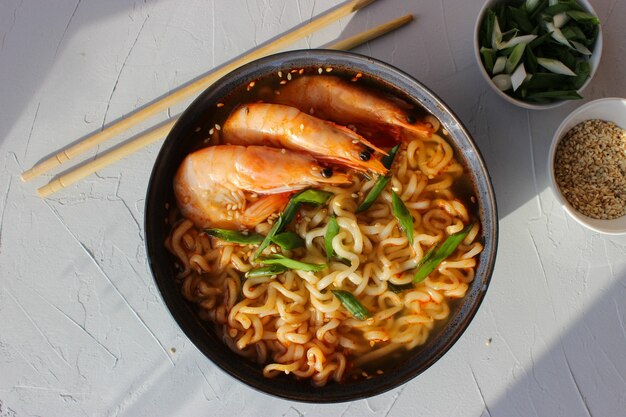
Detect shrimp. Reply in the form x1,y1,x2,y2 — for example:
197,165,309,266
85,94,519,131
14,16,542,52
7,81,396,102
271,75,434,143
222,103,388,175
174,145,350,230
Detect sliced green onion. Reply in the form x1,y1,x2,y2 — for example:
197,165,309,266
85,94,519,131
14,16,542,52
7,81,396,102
498,34,537,50
492,74,512,91
387,282,414,294
324,215,340,262
413,223,474,283
508,6,534,33
511,63,527,91
480,47,495,74
544,3,571,16
491,13,503,49
570,40,591,55
566,10,600,24
258,254,327,272
246,265,289,278
526,90,582,100
331,290,371,320
381,144,401,169
204,228,264,245
571,60,590,89
481,9,496,49
271,232,305,250
525,0,540,13
553,12,570,28
356,144,400,213
545,22,571,47
391,190,414,246
537,57,576,76
356,176,391,213
255,189,333,258
505,42,526,73
493,55,507,74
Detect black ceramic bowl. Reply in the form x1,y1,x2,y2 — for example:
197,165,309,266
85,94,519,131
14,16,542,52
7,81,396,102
145,49,498,402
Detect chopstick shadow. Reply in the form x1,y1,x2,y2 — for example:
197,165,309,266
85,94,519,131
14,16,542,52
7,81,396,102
481,267,626,416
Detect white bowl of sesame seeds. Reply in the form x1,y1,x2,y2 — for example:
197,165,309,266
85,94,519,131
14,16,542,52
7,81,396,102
548,98,626,234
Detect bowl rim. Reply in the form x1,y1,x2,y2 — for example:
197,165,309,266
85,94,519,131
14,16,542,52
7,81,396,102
547,97,626,235
144,49,499,402
472,0,603,110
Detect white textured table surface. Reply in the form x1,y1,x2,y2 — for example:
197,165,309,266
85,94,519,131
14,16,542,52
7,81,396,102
1,0,626,416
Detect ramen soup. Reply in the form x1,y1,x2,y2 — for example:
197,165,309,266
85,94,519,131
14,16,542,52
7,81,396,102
166,69,483,386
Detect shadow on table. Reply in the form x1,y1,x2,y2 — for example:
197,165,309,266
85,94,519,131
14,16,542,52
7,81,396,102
484,268,626,416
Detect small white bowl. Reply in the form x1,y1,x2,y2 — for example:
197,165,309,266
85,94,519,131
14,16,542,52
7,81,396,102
548,98,626,234
473,0,603,110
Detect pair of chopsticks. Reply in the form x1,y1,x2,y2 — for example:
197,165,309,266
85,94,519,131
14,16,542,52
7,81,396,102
23,0,413,197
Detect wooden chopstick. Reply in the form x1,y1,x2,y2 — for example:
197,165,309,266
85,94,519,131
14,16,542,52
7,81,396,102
36,13,414,198
21,0,376,183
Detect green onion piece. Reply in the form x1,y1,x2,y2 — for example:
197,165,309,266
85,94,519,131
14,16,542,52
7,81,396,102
258,254,327,272
356,176,390,213
480,47,496,74
381,144,401,169
246,265,289,278
356,144,400,213
505,42,526,73
413,223,474,283
255,189,333,258
331,290,371,320
391,190,414,246
508,6,533,33
387,282,414,294
525,0,540,13
204,228,264,245
571,60,590,89
529,0,548,20
526,90,582,100
536,57,576,76
271,232,305,250
560,25,586,41
566,10,600,24
544,3,571,16
481,9,496,49
528,31,552,48
413,246,436,283
324,215,340,262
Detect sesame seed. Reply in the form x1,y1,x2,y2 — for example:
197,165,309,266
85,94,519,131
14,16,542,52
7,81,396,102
309,107,315,115
215,124,221,131
217,103,224,108
325,67,333,72
194,126,202,132
318,68,323,74
356,73,363,78
287,73,292,81
299,68,304,74
209,128,214,135
280,80,287,85
351,77,358,82
554,119,626,219
281,148,286,154
300,123,304,131
278,71,282,78
274,90,280,95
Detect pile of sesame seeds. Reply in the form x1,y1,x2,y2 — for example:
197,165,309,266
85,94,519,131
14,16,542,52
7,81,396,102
554,119,626,220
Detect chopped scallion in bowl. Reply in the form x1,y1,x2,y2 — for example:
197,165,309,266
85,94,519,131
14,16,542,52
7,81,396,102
474,0,602,109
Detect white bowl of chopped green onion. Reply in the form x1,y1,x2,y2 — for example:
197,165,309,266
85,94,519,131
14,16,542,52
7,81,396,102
474,0,603,109
548,98,626,234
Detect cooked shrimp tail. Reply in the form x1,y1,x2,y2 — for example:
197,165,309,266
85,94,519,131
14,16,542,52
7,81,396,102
222,103,388,175
272,76,435,142
174,145,350,229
